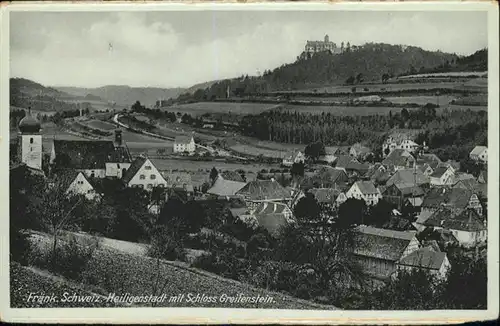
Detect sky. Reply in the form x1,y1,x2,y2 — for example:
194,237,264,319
10,10,488,89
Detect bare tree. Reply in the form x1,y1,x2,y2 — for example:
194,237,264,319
35,180,84,265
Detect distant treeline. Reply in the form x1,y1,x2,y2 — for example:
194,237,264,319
239,106,487,161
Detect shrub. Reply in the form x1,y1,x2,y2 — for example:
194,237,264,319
29,235,101,281
10,229,32,265
191,251,248,281
147,226,186,262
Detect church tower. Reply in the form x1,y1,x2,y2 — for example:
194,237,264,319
17,108,42,170
324,34,330,43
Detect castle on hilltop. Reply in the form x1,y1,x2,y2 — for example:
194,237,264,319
301,35,353,59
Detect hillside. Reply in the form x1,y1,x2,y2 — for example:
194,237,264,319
177,43,487,101
10,78,99,112
56,85,186,107
10,78,74,99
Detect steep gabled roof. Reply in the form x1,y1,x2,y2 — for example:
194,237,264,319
335,155,358,168
470,146,487,156
353,226,416,261
353,181,379,195
52,139,131,170
308,188,342,204
350,143,372,155
324,146,339,155
121,156,148,184
382,149,414,167
397,248,446,270
430,166,451,178
207,175,246,197
220,170,245,182
386,168,429,187
422,188,474,211
425,207,486,232
174,135,194,144
236,180,291,201
54,169,81,191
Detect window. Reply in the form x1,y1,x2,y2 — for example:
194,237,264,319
30,138,34,144
145,166,152,170
150,174,156,180
140,174,145,180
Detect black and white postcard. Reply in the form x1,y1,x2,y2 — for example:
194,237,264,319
0,1,498,324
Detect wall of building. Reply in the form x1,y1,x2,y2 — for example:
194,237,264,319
19,134,43,170
173,140,195,153
66,173,98,201
127,159,167,190
105,162,131,178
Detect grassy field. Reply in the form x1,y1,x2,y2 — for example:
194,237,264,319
230,144,288,159
168,102,279,116
384,95,457,105
283,79,487,95
26,232,334,309
280,105,403,116
397,72,487,79
83,119,117,131
151,158,278,173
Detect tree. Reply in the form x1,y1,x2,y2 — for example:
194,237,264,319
367,200,393,227
35,181,85,266
290,162,305,178
337,198,367,227
304,142,325,162
293,193,321,223
131,101,143,112
345,76,355,85
355,73,364,84
209,167,219,185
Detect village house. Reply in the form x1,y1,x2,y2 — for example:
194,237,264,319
365,163,392,186
207,175,247,199
235,179,292,210
346,180,382,205
395,247,451,280
122,156,167,190
353,226,420,281
219,170,246,182
382,149,416,171
173,135,196,154
50,136,132,179
469,145,487,163
421,187,483,216
252,202,295,235
385,168,429,188
416,153,442,176
163,172,195,193
308,188,347,208
282,151,306,167
453,178,487,201
335,155,359,170
349,143,372,160
302,166,349,189
319,146,340,164
345,161,371,178
429,165,455,187
55,170,100,201
382,183,425,211
478,169,487,184
422,207,487,248
382,136,419,157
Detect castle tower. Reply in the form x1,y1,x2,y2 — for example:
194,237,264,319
324,34,329,43
18,107,42,170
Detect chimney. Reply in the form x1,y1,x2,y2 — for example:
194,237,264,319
114,129,122,146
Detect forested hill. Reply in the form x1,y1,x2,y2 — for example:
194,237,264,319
265,43,456,88
178,44,486,101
